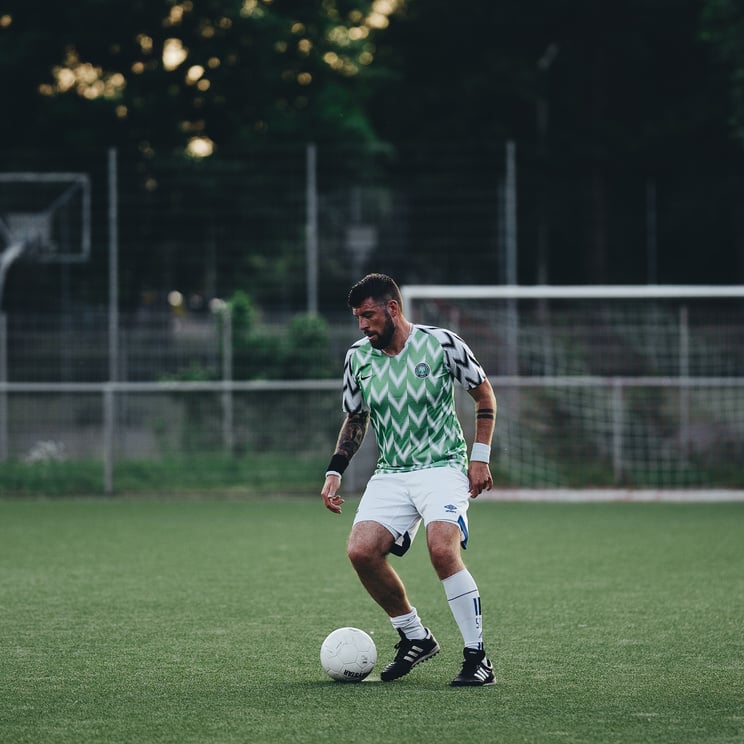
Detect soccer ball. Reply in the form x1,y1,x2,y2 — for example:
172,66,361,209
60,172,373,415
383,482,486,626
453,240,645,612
320,627,377,682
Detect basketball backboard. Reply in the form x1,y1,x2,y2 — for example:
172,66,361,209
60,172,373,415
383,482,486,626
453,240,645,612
0,172,91,262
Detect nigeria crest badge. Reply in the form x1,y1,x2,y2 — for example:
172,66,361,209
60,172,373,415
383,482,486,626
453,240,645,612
414,362,431,378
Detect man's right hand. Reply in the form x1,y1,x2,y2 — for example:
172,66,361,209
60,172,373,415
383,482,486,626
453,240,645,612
321,475,344,514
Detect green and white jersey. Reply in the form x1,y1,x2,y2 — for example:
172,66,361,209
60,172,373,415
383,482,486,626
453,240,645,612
342,324,487,474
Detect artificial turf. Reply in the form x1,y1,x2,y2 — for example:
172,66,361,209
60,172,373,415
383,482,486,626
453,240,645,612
0,497,742,743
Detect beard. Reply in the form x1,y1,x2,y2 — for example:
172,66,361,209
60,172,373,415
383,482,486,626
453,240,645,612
367,311,395,350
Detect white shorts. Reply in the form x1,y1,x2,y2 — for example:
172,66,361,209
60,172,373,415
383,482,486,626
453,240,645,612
352,466,471,556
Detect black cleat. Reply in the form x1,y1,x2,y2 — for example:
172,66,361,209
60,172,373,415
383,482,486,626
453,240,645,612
380,628,440,681
450,647,496,687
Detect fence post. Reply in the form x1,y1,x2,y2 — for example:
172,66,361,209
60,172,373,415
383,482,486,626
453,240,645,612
306,143,318,314
612,379,624,483
108,148,119,385
0,313,6,461
504,141,520,421
679,305,690,459
103,384,114,496
221,306,234,453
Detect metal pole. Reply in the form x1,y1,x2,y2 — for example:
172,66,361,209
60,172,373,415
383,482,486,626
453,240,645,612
535,43,558,289
646,178,658,284
108,148,119,383
612,379,624,483
103,384,114,496
222,307,234,453
107,148,119,494
505,141,518,288
306,143,318,314
679,305,690,459
0,241,26,463
504,141,520,419
0,313,7,461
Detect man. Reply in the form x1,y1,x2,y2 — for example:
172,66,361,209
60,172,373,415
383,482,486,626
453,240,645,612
321,273,497,687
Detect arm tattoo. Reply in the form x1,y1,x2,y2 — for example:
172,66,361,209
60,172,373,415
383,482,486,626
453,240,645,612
335,411,369,461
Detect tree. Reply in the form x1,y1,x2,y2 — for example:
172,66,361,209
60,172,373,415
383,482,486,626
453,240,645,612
0,0,394,157
686,0,744,279
1,0,742,291
282,313,334,379
702,0,744,146
368,0,742,284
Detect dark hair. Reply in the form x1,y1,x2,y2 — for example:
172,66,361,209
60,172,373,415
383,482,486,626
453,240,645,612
347,273,403,309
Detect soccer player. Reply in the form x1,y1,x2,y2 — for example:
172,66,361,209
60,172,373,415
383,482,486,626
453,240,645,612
321,273,497,687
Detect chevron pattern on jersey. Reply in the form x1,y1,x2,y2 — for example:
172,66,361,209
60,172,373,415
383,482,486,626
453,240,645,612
341,325,487,473
420,325,488,389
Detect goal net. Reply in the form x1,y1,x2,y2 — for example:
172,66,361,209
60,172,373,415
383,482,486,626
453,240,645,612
403,285,744,489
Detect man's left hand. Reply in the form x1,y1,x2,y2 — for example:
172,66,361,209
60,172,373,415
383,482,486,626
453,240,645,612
467,462,493,497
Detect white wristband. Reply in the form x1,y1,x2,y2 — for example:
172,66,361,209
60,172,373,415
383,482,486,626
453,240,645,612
325,470,342,479
470,443,491,463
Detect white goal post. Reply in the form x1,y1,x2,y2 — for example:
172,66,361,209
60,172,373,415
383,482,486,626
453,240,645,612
402,284,744,301
402,284,744,494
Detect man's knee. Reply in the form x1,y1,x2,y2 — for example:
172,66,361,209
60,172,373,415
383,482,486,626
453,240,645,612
346,540,372,569
426,522,465,577
347,521,393,569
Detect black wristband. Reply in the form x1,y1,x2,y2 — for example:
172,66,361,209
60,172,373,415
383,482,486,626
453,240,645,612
326,453,349,476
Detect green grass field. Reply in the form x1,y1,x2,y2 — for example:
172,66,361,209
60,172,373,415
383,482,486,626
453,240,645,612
1,497,742,744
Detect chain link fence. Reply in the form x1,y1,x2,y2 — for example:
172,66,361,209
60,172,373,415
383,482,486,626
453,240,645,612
1,143,743,494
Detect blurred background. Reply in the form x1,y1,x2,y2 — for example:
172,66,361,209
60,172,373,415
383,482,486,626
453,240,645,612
1,0,743,494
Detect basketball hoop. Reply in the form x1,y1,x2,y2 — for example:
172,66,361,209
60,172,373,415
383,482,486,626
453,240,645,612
5,212,54,256
0,172,91,262
0,172,92,310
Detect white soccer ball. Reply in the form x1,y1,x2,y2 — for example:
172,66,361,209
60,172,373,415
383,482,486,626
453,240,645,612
320,627,377,682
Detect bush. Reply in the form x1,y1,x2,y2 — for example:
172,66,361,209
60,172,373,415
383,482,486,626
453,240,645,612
229,291,334,379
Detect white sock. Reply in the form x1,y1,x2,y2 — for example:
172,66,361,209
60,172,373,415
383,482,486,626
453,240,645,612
390,607,427,640
442,569,483,649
